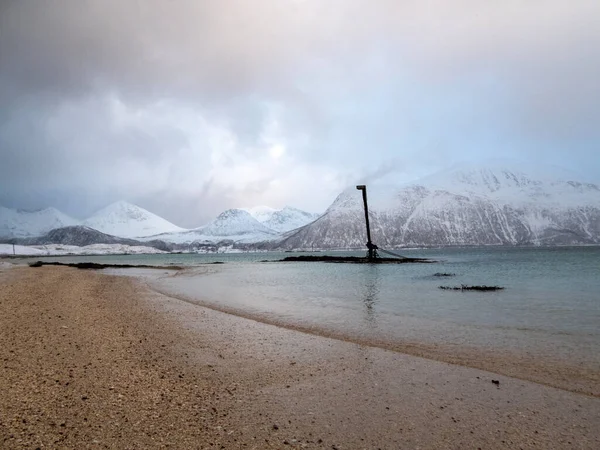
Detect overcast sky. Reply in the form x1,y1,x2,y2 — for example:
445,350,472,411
1,0,599,227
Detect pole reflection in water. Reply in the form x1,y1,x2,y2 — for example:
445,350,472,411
362,264,381,327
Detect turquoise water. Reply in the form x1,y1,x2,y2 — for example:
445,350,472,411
32,247,600,370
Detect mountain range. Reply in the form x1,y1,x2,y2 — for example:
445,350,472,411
0,201,320,245
1,162,599,250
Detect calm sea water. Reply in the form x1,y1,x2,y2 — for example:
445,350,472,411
33,247,600,370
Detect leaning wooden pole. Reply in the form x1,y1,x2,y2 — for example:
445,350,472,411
356,185,378,260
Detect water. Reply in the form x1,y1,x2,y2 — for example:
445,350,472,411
30,247,600,387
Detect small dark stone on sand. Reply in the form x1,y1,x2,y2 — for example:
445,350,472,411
273,424,279,430
492,380,500,386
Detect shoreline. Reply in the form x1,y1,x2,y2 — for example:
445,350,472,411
1,266,599,448
146,268,600,399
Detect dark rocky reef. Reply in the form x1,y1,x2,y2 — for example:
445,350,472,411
277,255,435,264
439,284,504,291
29,261,183,270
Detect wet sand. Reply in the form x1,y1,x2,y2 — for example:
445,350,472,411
148,267,600,398
1,265,599,449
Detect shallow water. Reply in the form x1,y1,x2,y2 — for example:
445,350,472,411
30,247,600,377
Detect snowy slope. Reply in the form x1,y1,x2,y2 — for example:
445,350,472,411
0,243,164,256
199,209,275,236
33,243,165,255
0,206,79,238
262,207,320,233
150,209,279,244
83,201,185,238
278,163,600,249
415,163,599,208
0,244,46,255
241,206,278,223
242,205,320,233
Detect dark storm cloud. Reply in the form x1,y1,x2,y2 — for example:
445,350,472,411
1,1,599,226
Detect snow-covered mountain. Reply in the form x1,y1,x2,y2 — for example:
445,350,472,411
262,207,320,233
242,205,320,233
242,206,279,223
5,164,597,250
0,199,318,245
277,163,600,249
148,206,319,245
197,209,277,238
0,206,79,238
151,209,279,244
83,201,185,238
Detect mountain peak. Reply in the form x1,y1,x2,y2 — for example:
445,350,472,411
0,205,79,239
238,204,320,233
240,205,278,223
84,201,185,238
195,208,276,238
93,200,146,215
216,208,255,221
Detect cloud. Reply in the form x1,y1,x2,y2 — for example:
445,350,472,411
1,0,599,225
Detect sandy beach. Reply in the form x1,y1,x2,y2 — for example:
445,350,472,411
1,265,599,449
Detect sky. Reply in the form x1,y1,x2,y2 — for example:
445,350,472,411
1,0,599,227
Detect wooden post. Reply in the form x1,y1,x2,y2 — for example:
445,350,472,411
356,185,377,260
